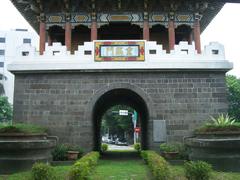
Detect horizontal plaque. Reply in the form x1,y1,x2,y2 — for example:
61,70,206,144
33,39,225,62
95,41,145,61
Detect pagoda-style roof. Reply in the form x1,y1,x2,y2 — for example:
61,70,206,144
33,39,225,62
10,0,240,33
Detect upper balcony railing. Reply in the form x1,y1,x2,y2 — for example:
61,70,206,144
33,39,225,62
16,40,226,61
8,40,232,72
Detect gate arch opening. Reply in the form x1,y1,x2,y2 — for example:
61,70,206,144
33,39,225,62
92,88,149,151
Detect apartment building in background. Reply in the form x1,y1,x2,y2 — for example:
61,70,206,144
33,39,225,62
0,29,37,104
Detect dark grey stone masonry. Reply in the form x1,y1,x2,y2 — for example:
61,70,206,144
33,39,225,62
13,70,228,151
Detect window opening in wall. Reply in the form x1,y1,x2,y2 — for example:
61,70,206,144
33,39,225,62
149,50,157,54
0,62,4,67
23,38,31,44
84,50,92,55
0,50,5,56
0,38,5,43
181,49,188,55
22,51,29,56
53,51,60,55
212,50,219,55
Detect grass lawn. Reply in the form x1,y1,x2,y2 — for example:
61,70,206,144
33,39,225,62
0,165,71,180
2,160,240,180
89,159,152,180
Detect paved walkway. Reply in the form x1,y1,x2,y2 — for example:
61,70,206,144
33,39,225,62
108,144,134,151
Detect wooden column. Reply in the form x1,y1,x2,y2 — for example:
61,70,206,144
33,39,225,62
39,19,46,55
194,14,201,54
91,21,98,41
143,12,149,41
168,20,175,51
188,30,193,45
65,22,72,51
143,20,150,41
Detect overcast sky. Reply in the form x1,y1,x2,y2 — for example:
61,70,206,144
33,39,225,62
0,0,239,77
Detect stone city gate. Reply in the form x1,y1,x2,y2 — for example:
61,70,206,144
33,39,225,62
10,40,231,151
9,0,235,151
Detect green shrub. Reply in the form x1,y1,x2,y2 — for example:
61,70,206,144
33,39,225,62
66,144,84,159
52,144,84,161
141,150,148,163
210,114,235,125
160,142,188,159
31,162,56,180
195,114,240,133
68,151,100,180
134,143,141,152
69,161,90,180
160,143,179,152
141,150,170,180
0,96,12,122
0,123,47,134
184,161,213,180
52,144,69,161
101,143,108,152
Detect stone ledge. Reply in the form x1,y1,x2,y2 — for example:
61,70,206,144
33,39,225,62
8,60,233,73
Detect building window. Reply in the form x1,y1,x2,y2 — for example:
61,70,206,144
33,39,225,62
0,38,5,43
23,38,31,44
0,62,4,67
22,51,29,56
0,50,5,56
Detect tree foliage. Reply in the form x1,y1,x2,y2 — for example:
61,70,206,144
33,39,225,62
226,75,240,120
101,105,136,140
0,96,13,122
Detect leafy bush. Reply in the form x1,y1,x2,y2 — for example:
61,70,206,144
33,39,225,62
210,114,235,125
68,151,100,180
226,75,240,120
66,144,84,159
195,114,240,133
52,144,69,161
52,144,84,161
184,161,213,180
134,143,141,152
160,142,188,159
101,143,108,152
0,123,47,134
0,96,12,122
141,150,170,180
160,143,179,152
31,162,56,180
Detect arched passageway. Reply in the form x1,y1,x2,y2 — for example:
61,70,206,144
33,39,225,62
92,88,149,151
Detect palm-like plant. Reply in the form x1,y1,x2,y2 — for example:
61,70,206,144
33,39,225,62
210,114,236,126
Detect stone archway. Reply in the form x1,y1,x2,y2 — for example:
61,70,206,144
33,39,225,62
91,88,150,151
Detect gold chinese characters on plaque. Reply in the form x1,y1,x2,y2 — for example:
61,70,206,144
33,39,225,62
95,41,145,61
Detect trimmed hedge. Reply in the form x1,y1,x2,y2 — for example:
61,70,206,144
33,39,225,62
101,143,108,152
31,162,56,180
68,151,100,180
134,143,141,153
184,161,213,180
141,150,170,180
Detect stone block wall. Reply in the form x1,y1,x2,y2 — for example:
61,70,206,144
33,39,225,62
13,70,228,151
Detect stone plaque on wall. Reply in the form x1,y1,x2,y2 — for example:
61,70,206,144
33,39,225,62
153,120,166,142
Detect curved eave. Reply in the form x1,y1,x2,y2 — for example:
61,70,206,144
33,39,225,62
10,0,39,33
200,2,225,33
